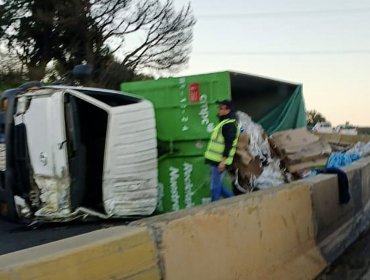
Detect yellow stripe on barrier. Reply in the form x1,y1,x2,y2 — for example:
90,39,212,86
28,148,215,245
0,226,160,280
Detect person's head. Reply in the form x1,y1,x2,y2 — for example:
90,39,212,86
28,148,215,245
216,99,234,117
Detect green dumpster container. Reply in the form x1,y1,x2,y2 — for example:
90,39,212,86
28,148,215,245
156,155,211,213
121,71,306,213
156,155,234,213
121,71,306,138
123,72,229,143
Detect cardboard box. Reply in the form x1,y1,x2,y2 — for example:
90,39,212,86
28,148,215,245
270,128,319,152
287,157,328,173
270,128,331,174
284,140,331,164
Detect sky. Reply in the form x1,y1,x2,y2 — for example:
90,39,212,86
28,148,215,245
173,0,370,127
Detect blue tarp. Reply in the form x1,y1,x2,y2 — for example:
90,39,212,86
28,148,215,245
326,152,360,169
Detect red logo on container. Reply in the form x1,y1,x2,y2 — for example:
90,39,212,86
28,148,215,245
189,83,200,103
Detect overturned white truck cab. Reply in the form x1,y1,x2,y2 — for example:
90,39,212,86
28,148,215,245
0,85,158,222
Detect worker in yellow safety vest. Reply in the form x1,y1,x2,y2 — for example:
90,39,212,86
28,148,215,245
205,99,240,201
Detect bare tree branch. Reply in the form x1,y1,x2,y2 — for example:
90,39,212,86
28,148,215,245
0,0,195,82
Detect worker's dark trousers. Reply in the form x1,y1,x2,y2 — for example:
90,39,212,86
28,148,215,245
210,165,233,201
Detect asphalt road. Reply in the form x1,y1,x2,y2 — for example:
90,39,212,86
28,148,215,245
0,218,129,255
317,226,370,280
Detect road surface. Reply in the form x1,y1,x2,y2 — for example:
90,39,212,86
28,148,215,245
0,218,128,255
317,226,370,280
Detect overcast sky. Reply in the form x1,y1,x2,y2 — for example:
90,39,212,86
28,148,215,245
173,0,370,126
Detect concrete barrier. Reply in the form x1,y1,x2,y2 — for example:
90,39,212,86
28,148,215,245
1,157,370,280
132,183,327,280
130,156,370,280
0,226,161,280
304,157,370,264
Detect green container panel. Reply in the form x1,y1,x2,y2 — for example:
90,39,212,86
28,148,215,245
121,72,230,142
156,156,212,213
158,139,208,158
121,71,306,143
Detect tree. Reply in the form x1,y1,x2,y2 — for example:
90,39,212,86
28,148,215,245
0,49,25,90
306,110,328,128
0,0,195,86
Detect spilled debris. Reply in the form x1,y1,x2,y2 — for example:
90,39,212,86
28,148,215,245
230,111,370,195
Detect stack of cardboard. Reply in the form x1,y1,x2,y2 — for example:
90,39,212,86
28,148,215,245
270,128,331,174
315,132,370,152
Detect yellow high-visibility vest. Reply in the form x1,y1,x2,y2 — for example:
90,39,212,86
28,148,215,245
204,119,240,165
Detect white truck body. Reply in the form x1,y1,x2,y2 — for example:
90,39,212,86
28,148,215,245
9,86,158,221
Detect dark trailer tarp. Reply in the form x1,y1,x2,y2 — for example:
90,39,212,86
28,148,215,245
229,71,306,134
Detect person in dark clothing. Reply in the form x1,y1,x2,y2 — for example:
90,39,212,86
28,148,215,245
204,100,240,201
